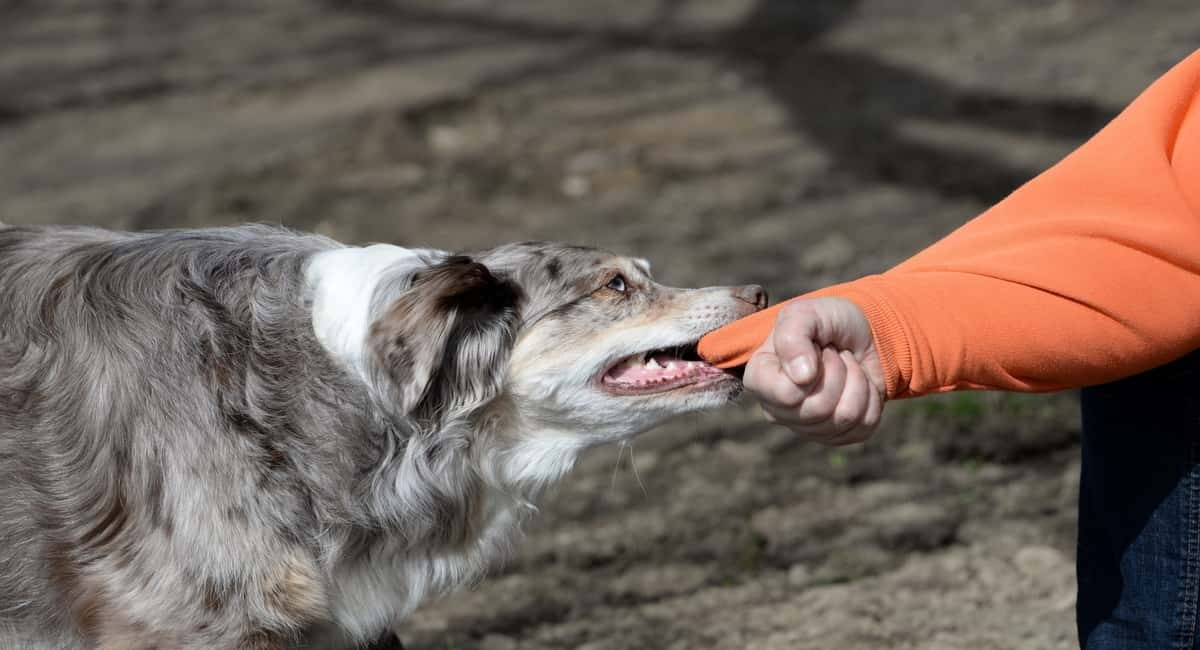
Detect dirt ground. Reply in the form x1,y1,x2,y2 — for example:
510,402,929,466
3,2,1199,648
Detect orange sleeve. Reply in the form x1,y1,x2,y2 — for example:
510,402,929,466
698,49,1200,399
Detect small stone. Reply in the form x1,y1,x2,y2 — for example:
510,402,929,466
815,544,895,583
787,563,812,587
566,149,616,174
1013,545,1067,578
428,126,464,154
868,502,961,552
561,175,591,198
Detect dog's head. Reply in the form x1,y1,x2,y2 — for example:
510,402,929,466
365,242,765,452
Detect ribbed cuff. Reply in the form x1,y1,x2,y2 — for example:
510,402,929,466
815,276,914,399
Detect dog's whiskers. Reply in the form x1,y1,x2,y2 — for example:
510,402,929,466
609,443,623,494
608,441,649,497
627,442,648,497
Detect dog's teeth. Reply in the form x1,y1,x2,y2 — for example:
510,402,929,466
666,361,679,369
646,357,662,369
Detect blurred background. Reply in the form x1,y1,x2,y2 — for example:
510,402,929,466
3,1,1198,648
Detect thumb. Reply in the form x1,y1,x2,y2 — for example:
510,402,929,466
770,301,822,385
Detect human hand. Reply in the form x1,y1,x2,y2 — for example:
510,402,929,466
743,298,887,445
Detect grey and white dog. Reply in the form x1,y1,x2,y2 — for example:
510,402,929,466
0,224,765,649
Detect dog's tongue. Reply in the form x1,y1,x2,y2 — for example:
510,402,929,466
604,353,720,385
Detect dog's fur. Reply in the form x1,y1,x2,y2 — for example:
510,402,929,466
0,224,764,649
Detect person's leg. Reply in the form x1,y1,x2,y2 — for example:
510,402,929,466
1077,349,1200,649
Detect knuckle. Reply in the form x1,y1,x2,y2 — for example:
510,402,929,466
780,300,814,320
832,399,868,431
774,333,809,358
832,411,860,433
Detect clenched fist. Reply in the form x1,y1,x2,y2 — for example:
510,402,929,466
744,298,887,445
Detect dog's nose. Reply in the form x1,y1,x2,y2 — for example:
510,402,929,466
733,284,768,310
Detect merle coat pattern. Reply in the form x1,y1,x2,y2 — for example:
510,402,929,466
0,225,763,649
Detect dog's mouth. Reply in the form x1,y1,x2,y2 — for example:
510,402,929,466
600,342,731,395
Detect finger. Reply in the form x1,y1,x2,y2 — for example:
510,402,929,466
827,357,885,446
793,348,847,428
771,302,821,385
831,350,870,432
744,348,807,408
760,348,847,433
862,371,885,430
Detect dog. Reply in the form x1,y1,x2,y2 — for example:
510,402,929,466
0,224,766,649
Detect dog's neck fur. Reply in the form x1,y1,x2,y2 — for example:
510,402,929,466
304,243,591,634
303,244,607,639
306,243,587,497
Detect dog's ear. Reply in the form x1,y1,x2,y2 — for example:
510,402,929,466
369,255,522,420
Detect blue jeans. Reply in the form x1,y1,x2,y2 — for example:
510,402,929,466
1078,349,1200,648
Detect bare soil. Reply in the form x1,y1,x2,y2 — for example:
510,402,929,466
4,2,1198,648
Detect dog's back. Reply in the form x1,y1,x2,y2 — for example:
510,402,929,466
0,225,361,648
0,226,139,646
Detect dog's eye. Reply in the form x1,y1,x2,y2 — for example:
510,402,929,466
605,274,628,293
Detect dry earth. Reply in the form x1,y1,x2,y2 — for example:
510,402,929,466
3,2,1198,648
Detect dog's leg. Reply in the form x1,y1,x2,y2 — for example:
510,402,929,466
296,625,405,650
362,632,406,650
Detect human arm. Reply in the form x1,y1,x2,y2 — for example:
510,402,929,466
701,49,1200,404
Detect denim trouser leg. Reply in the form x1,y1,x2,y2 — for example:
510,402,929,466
1078,350,1200,649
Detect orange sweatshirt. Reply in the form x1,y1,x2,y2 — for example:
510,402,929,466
697,49,1200,400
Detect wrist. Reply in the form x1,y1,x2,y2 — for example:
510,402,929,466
808,277,910,399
